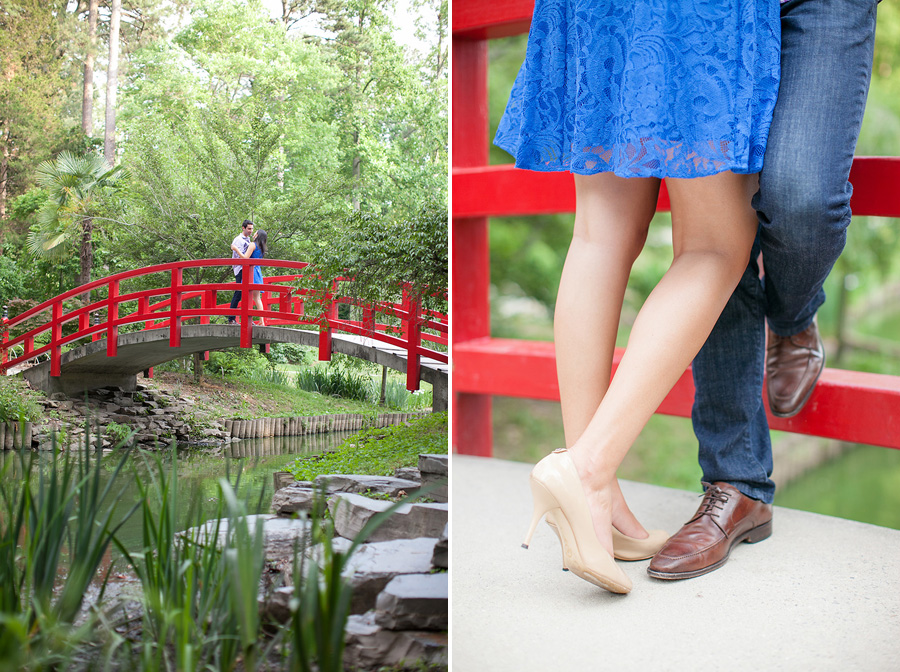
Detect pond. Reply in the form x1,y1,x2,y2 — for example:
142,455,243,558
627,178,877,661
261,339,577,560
0,431,356,555
775,443,900,530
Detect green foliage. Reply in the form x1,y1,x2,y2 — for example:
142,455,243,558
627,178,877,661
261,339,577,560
0,0,69,199
287,412,447,481
296,365,376,402
301,203,448,316
115,102,347,287
318,0,447,218
0,256,25,308
8,188,48,223
382,378,433,411
205,349,271,378
872,0,900,99
0,377,43,424
28,152,126,261
269,343,316,366
105,421,133,445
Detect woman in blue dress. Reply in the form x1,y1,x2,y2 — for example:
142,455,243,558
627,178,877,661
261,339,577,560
237,229,268,325
500,0,781,593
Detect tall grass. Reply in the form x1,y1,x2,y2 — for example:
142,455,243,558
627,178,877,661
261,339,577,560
382,378,432,411
112,452,273,671
295,366,375,402
247,365,296,387
0,437,137,670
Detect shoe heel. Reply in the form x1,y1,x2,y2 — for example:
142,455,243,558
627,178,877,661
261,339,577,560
544,511,569,570
744,519,773,544
522,476,560,549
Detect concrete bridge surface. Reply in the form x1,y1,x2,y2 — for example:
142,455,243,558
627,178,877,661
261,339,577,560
22,324,448,411
451,455,900,671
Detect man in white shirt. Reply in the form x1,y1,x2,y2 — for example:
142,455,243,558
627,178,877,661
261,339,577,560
227,219,254,324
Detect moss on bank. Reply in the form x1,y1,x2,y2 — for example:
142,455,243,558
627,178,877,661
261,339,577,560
286,412,448,481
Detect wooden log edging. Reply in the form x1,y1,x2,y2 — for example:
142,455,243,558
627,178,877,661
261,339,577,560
222,411,429,440
0,422,34,450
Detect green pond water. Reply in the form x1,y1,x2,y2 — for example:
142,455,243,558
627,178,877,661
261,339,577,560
0,431,354,553
775,443,900,530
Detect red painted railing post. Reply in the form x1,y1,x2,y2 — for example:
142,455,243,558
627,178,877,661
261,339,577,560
452,33,494,456
318,280,337,361
51,299,62,377
362,306,375,335
170,268,183,348
1,309,8,374
138,296,153,330
106,280,119,357
400,290,410,341
406,294,421,392
240,262,252,348
201,288,216,325
279,286,291,318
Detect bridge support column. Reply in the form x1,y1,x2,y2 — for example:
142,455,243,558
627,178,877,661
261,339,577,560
432,374,448,413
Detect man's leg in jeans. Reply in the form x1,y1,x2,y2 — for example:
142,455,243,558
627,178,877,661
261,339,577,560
696,0,876,502
649,0,877,580
228,270,243,322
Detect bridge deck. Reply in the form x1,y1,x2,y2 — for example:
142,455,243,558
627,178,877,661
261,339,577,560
451,455,900,671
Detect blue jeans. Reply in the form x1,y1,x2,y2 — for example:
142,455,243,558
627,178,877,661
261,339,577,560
691,0,878,504
229,270,243,314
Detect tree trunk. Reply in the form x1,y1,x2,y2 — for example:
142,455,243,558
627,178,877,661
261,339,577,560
79,216,93,301
81,0,99,136
352,131,361,211
0,118,8,224
380,365,388,405
104,0,122,165
193,352,203,383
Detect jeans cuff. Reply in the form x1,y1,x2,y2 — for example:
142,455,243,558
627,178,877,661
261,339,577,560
766,314,816,339
720,480,775,505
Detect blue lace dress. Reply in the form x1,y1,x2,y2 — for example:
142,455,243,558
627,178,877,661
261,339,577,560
494,0,781,179
250,246,264,286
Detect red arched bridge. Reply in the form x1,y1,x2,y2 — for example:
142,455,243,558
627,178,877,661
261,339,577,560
1,259,448,410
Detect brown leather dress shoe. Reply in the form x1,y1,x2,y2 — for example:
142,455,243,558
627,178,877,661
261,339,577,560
765,320,825,418
647,482,772,580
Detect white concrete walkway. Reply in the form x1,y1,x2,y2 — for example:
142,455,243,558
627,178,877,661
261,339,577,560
451,455,900,671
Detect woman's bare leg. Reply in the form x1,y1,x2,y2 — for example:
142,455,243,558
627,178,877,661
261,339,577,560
567,171,759,556
555,173,660,539
252,291,265,325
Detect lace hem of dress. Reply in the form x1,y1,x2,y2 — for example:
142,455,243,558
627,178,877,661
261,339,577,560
497,134,767,179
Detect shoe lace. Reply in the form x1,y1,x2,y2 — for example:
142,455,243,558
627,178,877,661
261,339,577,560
696,482,730,520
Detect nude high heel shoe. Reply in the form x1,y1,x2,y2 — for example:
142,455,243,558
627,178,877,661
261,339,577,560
522,448,632,594
545,511,668,564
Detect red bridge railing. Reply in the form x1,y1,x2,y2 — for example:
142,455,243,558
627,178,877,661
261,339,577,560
452,0,900,455
1,259,447,392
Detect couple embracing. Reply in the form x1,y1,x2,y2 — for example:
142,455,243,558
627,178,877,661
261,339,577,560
228,219,269,327
496,0,878,592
